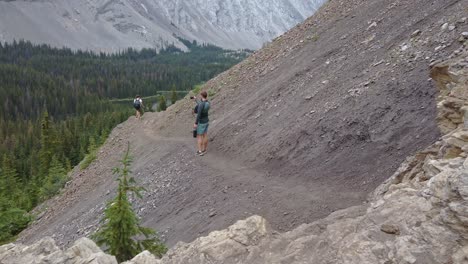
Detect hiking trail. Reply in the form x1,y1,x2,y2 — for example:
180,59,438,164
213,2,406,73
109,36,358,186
19,114,363,247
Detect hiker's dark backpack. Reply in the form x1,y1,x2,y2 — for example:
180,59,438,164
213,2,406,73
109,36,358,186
133,99,141,109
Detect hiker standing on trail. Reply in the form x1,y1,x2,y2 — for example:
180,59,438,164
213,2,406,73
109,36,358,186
194,91,210,156
133,95,144,120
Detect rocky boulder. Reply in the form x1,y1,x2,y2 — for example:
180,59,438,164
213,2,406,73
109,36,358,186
0,237,117,264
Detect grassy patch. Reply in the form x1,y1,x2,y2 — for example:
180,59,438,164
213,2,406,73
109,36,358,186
80,150,97,170
208,89,216,97
192,83,205,95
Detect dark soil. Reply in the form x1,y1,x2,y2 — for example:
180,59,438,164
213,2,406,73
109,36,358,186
19,0,468,249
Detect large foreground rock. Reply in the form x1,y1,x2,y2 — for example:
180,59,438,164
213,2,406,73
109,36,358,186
0,237,117,264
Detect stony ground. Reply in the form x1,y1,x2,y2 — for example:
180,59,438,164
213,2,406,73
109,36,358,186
18,0,468,255
18,113,361,248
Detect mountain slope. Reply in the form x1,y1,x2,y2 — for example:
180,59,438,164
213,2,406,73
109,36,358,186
0,0,325,52
17,0,468,256
144,46,468,264
5,47,468,263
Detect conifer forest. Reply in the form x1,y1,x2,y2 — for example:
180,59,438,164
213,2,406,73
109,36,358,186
0,39,248,242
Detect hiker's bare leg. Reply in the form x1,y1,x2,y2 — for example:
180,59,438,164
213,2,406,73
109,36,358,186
202,133,208,152
197,135,203,152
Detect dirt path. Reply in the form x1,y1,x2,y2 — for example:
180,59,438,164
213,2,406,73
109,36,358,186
18,115,366,247
130,120,365,245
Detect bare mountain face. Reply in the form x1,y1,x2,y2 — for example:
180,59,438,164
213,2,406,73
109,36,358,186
0,0,325,52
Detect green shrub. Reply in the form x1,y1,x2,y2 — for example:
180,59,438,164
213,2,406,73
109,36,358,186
192,83,204,95
157,95,167,112
80,150,97,170
208,89,216,97
81,138,98,170
39,156,69,200
0,199,31,244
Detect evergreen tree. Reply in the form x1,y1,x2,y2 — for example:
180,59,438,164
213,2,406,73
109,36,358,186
0,155,31,243
157,95,167,112
0,154,24,206
93,144,166,262
0,155,17,196
0,201,30,243
170,86,178,105
38,111,52,179
39,156,68,200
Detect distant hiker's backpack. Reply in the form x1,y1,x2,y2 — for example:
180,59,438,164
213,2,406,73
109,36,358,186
133,99,141,109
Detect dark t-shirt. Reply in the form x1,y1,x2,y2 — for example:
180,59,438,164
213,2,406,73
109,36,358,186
195,100,210,124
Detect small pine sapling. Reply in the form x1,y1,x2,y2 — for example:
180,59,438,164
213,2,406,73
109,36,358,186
92,143,167,262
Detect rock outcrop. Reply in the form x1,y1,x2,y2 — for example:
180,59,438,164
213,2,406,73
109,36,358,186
0,237,116,264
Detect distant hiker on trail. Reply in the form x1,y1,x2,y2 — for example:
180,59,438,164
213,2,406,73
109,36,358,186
194,91,210,156
133,95,144,120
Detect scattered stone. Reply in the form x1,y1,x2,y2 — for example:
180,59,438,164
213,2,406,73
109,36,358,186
441,23,449,31
123,250,159,264
372,60,384,67
411,30,421,37
380,223,400,235
367,21,377,30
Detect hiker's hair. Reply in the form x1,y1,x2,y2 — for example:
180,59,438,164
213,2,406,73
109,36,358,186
136,95,140,98
201,91,208,99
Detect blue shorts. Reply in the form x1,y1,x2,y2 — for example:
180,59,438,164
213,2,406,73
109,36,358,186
197,123,209,135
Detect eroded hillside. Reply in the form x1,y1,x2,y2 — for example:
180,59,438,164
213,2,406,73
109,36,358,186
143,39,468,264
15,0,468,259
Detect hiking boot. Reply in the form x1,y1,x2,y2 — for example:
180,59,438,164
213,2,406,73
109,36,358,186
198,151,205,156
196,151,203,155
